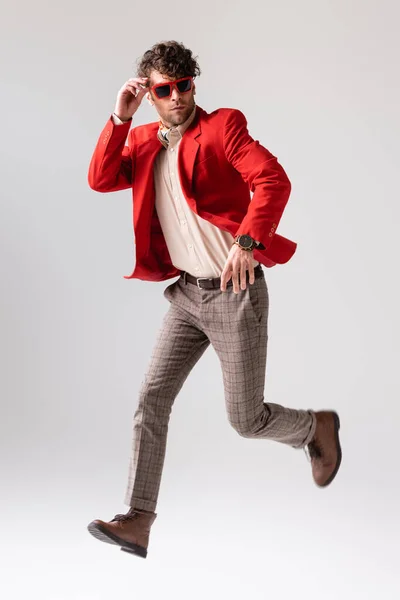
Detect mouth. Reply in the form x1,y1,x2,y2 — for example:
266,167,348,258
172,106,184,111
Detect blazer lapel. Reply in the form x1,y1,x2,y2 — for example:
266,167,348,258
133,129,162,256
178,105,203,211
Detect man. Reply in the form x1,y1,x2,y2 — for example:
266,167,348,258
86,41,341,559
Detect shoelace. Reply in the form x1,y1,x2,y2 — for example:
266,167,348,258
309,440,323,459
111,512,138,523
304,440,323,463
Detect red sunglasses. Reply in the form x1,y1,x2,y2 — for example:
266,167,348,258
149,76,193,99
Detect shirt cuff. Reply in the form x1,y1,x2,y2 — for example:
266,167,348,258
112,113,131,125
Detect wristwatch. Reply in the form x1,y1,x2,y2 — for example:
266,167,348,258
233,234,260,251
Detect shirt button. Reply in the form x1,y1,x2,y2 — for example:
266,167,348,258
188,244,193,249
181,220,187,225
170,148,174,152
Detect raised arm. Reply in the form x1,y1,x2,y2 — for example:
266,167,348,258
87,76,149,193
88,117,134,192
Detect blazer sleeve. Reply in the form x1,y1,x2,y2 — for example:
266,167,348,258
88,115,134,193
222,109,292,251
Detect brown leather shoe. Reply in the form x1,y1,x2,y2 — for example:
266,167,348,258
306,411,342,487
87,508,157,558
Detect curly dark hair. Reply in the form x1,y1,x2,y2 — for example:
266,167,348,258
135,40,201,81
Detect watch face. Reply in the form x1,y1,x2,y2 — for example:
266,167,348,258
238,234,253,248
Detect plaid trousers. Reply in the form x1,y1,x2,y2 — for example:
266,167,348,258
125,267,316,512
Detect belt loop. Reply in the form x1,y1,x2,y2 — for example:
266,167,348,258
183,271,187,285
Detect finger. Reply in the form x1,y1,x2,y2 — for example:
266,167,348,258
248,260,255,285
125,83,145,97
240,260,247,290
124,84,138,96
136,85,148,97
135,80,149,91
232,264,240,294
220,268,231,292
120,80,140,94
127,77,149,85
127,81,144,92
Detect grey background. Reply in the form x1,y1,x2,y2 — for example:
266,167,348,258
1,0,399,598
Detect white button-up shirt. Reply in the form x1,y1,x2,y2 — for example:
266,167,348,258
113,106,259,278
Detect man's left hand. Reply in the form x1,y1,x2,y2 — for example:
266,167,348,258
220,243,255,293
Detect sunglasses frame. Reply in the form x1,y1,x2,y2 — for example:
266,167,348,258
149,76,194,99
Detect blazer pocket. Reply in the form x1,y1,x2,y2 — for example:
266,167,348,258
195,152,218,167
246,278,269,326
163,281,177,302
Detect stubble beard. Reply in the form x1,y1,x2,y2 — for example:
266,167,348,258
163,99,195,128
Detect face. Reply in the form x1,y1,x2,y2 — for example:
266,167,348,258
146,70,196,128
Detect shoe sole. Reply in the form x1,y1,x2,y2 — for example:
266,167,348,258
320,411,342,487
87,521,147,558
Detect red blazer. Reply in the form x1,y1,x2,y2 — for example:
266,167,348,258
88,104,297,281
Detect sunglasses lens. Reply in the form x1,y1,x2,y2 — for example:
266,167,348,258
177,79,192,93
154,78,192,98
155,84,171,98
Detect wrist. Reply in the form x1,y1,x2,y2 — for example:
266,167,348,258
113,112,132,123
233,234,260,251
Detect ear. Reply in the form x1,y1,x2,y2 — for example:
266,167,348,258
146,92,154,106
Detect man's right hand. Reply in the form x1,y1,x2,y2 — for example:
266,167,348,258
113,77,149,121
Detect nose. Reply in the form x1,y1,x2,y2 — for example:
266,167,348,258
171,85,181,101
